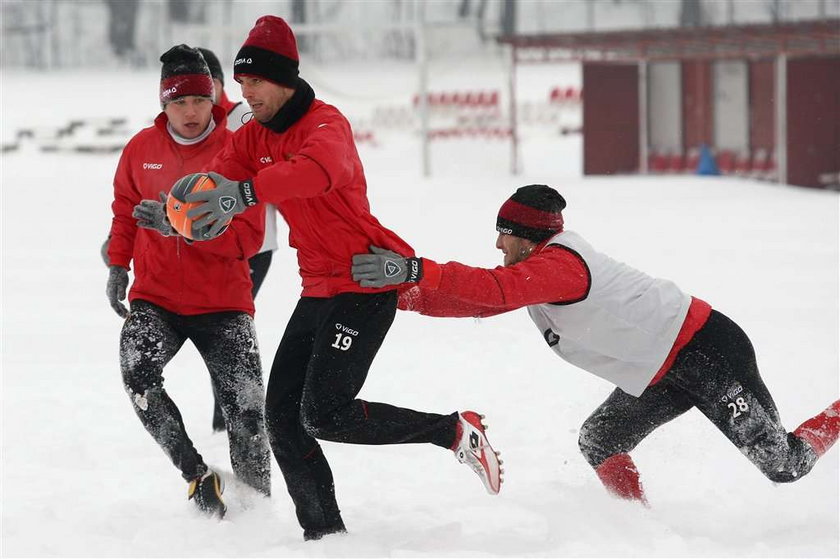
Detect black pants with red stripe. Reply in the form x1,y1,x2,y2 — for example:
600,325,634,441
120,300,271,494
265,290,458,539
578,310,817,483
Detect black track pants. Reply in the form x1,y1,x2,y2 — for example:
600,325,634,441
579,310,817,483
249,250,273,298
265,291,458,536
210,249,274,428
120,300,271,494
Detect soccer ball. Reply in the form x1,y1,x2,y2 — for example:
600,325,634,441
166,173,231,241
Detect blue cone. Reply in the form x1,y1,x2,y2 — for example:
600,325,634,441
696,144,720,176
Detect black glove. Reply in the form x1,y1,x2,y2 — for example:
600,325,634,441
133,192,175,236
185,172,258,239
101,235,111,267
351,245,423,288
106,266,129,318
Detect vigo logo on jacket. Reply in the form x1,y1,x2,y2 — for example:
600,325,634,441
143,163,163,170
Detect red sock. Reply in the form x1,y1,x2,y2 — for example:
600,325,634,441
793,400,840,457
595,453,648,506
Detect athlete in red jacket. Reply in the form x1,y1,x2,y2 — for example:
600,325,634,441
197,46,278,433
178,16,502,540
352,184,840,504
104,46,275,436
105,45,270,518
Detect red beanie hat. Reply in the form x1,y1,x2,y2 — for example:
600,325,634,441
234,16,299,87
159,44,214,106
496,185,566,243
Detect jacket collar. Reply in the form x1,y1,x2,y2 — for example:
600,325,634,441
258,78,315,134
154,104,227,142
533,236,555,254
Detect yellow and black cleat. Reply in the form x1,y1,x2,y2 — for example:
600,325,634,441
188,470,226,519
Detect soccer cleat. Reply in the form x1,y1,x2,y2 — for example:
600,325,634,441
452,411,503,495
188,470,227,518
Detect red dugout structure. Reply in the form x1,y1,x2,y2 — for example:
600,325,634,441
500,20,840,189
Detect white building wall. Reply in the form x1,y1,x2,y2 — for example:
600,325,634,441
713,60,749,151
647,62,683,153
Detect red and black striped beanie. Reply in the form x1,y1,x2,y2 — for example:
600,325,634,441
159,44,214,106
233,16,299,87
496,184,566,243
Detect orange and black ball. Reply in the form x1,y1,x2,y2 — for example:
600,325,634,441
166,173,231,240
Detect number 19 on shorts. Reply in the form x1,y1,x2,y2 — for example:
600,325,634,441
332,334,353,351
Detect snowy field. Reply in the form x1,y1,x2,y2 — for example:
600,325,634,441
2,61,838,558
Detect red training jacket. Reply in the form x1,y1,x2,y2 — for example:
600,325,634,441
209,99,413,297
399,244,590,318
108,105,265,315
399,244,711,387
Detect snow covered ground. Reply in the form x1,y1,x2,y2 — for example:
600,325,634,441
1,59,838,558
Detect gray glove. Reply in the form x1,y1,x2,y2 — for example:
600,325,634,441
101,235,111,267
351,245,423,288
185,172,258,239
133,192,175,236
106,266,129,318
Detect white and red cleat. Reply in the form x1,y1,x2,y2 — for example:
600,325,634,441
452,411,503,495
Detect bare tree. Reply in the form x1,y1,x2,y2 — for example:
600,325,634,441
680,0,703,27
291,0,308,53
769,0,781,23
500,0,516,37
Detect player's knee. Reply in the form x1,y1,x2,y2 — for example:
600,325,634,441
763,469,799,483
755,454,816,484
300,409,334,439
121,367,140,394
300,400,352,440
299,396,354,440
744,432,818,483
578,419,608,467
123,383,163,415
227,407,264,438
121,364,156,401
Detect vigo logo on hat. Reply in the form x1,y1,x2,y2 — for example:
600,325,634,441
384,260,402,278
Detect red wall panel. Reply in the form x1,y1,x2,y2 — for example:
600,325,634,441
583,63,639,175
787,56,840,189
749,60,775,151
681,60,713,151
